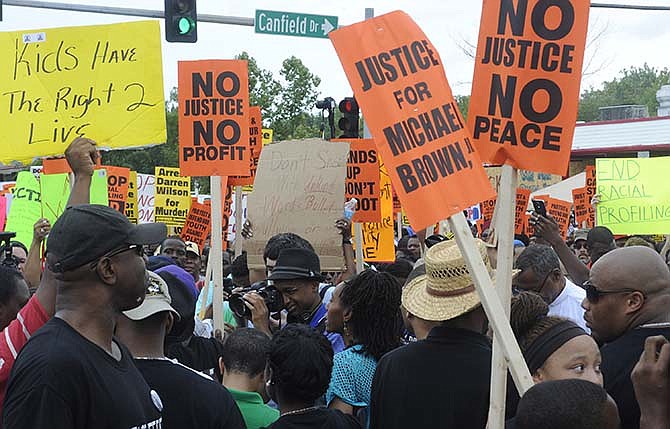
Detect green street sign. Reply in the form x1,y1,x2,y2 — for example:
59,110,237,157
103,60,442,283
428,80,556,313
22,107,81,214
255,10,338,39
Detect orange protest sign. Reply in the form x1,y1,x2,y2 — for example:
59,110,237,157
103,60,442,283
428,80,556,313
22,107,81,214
330,11,494,231
524,212,535,236
181,201,211,249
336,138,381,223
572,187,589,228
229,106,263,187
547,197,572,239
468,0,590,175
481,198,497,224
585,165,596,227
392,188,401,215
42,156,101,175
104,166,130,213
515,188,531,235
178,60,250,177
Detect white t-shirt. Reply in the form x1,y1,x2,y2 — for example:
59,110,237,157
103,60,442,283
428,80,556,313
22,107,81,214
549,279,590,333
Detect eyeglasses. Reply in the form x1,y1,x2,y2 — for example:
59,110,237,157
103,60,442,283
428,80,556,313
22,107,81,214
583,280,640,303
573,242,587,250
89,245,143,269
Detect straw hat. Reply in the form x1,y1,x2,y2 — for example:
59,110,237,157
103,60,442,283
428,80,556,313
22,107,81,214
402,238,493,322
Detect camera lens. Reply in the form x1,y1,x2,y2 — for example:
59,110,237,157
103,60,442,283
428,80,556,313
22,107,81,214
228,294,250,319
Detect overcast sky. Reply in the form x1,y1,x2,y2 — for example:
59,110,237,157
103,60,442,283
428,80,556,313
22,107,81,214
2,0,670,104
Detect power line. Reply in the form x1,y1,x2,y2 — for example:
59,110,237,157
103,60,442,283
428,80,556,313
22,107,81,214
591,2,670,11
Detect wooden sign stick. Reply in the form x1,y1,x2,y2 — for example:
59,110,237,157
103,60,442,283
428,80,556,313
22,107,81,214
234,185,243,258
448,211,533,395
210,176,225,335
487,164,518,428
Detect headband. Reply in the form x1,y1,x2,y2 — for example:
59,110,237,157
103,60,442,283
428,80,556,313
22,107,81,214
524,321,587,373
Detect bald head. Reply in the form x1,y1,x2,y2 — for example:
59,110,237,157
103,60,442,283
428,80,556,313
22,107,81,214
592,246,670,295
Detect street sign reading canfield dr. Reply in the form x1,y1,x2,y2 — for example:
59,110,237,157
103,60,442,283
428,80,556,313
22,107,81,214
255,10,338,39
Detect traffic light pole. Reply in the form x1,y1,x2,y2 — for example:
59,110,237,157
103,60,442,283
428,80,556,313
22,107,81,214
2,0,254,25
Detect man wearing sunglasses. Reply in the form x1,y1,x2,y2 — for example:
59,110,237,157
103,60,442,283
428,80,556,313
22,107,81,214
514,244,589,332
572,229,590,265
3,204,168,428
583,246,670,429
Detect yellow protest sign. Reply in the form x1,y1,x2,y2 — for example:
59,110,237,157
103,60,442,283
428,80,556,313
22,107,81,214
154,167,191,226
4,172,41,247
356,162,395,262
40,170,109,226
125,171,138,223
0,21,166,164
596,157,670,234
262,128,273,145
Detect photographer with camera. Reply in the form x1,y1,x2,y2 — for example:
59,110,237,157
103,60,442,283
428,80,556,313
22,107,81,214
238,247,344,352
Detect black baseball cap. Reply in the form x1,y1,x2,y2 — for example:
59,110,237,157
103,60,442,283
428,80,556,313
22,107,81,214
47,204,167,273
267,248,324,281
586,226,614,247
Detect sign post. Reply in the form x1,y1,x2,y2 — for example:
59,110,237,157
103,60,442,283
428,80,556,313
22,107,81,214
234,185,244,258
255,10,338,39
488,164,518,427
210,176,224,335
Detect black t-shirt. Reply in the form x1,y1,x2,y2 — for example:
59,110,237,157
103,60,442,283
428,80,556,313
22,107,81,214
265,408,361,429
601,326,670,429
369,326,492,429
134,358,246,429
165,335,224,379
3,317,163,428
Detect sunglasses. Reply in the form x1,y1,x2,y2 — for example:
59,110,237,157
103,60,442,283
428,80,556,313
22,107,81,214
89,245,144,269
583,280,640,303
573,242,587,250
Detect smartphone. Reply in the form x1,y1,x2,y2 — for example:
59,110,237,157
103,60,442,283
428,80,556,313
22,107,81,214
532,199,547,217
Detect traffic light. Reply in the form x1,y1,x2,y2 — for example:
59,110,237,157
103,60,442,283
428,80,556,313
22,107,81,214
164,0,197,43
338,97,360,138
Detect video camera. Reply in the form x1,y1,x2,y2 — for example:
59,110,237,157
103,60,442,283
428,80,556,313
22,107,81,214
0,232,19,270
228,281,284,319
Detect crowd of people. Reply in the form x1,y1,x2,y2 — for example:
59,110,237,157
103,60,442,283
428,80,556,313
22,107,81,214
0,137,668,429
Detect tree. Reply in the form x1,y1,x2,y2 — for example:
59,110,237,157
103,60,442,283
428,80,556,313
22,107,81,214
578,64,670,122
456,95,470,121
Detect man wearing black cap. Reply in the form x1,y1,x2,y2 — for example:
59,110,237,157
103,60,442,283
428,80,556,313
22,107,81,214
116,271,245,428
3,204,167,428
248,248,344,352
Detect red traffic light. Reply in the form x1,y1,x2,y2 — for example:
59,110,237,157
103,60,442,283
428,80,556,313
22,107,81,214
339,98,358,114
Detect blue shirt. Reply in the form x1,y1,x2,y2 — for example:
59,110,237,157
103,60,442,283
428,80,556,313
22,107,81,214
308,303,345,354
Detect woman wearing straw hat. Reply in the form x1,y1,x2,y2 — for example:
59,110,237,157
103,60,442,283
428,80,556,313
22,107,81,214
369,239,494,429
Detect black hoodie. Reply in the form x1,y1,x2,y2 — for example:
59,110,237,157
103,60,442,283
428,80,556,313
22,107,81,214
264,408,361,429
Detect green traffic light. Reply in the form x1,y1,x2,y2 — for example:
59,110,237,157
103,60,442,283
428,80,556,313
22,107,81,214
177,17,195,35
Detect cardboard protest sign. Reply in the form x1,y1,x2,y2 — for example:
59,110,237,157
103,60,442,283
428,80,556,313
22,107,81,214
154,167,191,227
245,139,349,270
356,162,395,262
137,173,155,223
515,188,531,234
468,0,589,175
585,165,596,226
180,201,211,249
486,166,561,192
4,172,41,246
546,197,572,239
125,171,138,223
0,21,166,164
330,11,494,231
178,60,250,177
104,166,130,213
222,181,233,251
335,138,381,223
572,186,590,228
40,170,108,226
229,106,262,187
596,157,670,234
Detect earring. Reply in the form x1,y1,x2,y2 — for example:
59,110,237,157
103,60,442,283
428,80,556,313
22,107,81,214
343,321,351,338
